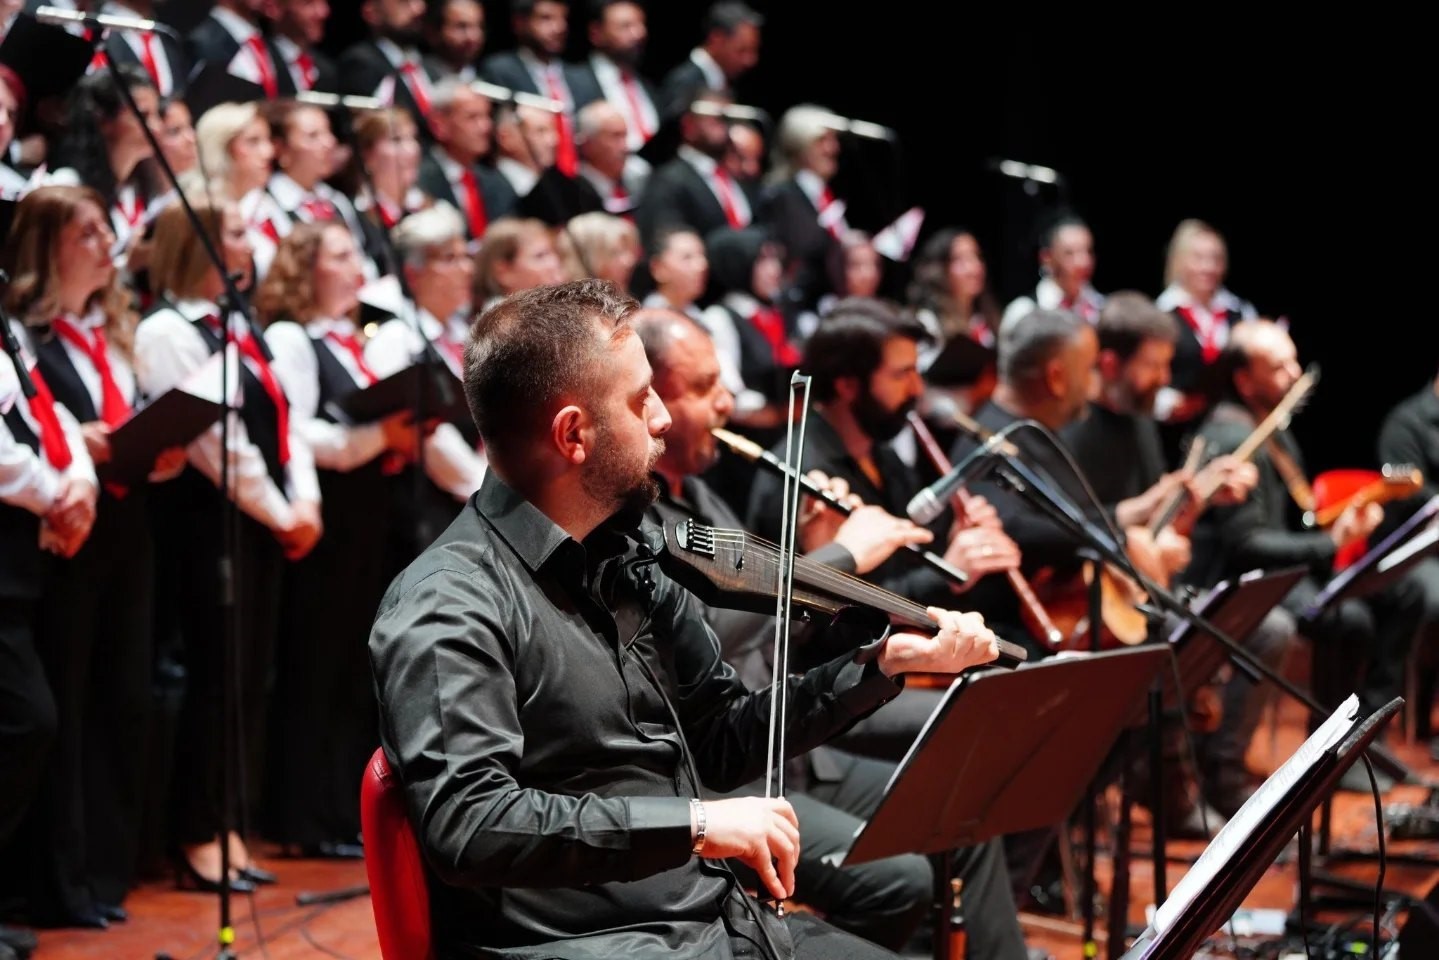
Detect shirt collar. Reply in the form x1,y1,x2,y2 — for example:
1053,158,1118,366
475,471,631,576
1155,283,1243,313
689,48,726,91
307,316,359,337
794,169,826,207
272,34,301,63
267,171,312,208
678,144,717,177
375,37,417,68
210,6,259,44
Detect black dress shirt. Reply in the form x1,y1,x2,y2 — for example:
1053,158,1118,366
369,472,902,958
1060,403,1167,510
1375,383,1439,540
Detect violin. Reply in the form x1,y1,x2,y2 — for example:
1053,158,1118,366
657,518,1030,670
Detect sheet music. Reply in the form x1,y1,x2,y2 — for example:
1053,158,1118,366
1153,693,1360,934
1379,524,1439,573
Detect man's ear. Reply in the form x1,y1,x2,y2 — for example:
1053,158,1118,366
1043,356,1067,400
550,404,589,465
833,374,861,404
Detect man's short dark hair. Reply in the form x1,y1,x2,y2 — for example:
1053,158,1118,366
703,1,763,35
588,0,642,23
465,279,638,459
997,308,1084,389
424,0,478,30
1097,291,1178,361
513,0,569,16
1040,212,1089,251
803,298,927,403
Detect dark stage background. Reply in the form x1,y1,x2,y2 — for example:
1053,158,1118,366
165,2,1428,472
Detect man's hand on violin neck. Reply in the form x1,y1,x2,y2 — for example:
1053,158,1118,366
877,607,1000,677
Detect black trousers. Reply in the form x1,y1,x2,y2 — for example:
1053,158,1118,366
718,750,1026,960
29,491,154,919
266,464,390,847
160,475,284,848
0,599,55,850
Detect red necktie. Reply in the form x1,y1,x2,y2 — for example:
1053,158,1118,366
749,307,800,366
401,62,433,119
53,319,132,428
295,52,317,91
210,316,291,465
1178,306,1224,363
139,33,163,92
25,368,74,472
441,336,466,374
326,331,378,385
620,71,653,141
245,35,279,98
543,67,578,177
816,186,844,240
458,168,488,238
301,196,338,222
713,168,743,228
376,198,400,229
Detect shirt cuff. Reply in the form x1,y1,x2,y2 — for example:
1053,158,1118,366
625,796,697,872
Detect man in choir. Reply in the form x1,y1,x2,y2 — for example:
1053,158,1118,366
574,100,636,216
340,0,437,140
762,105,847,311
1191,320,1426,729
569,0,658,158
186,0,295,100
416,79,517,243
422,0,484,84
368,278,1002,960
726,120,765,185
477,0,580,176
493,101,557,203
270,0,338,94
659,1,762,120
635,307,1030,959
636,90,755,246
1000,214,1105,330
95,0,189,98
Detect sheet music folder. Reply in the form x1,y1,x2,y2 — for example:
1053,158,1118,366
922,333,995,387
1122,693,1401,959
1303,494,1439,620
100,389,224,484
841,646,1169,865
330,362,467,425
1158,566,1307,712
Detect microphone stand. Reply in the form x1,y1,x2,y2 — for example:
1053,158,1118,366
98,49,259,960
978,435,1415,956
0,273,37,399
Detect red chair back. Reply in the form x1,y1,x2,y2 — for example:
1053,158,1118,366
361,747,434,960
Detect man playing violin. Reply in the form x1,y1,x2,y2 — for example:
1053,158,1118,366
368,280,1002,960
634,307,1032,959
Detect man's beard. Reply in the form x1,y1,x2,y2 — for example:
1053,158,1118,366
584,418,665,527
609,42,646,70
382,23,424,47
853,393,914,443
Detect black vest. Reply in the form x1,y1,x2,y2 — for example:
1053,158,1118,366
720,303,792,406
0,404,52,599
34,329,101,424
190,314,288,492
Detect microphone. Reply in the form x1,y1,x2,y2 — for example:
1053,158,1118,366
689,100,768,124
469,80,565,114
34,5,175,37
815,113,895,142
906,425,1022,525
987,158,1062,185
296,91,386,111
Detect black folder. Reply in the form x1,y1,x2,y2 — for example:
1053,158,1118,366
329,362,468,426
101,389,224,484
922,333,996,388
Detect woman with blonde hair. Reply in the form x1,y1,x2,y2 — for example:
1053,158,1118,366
1154,218,1257,422
0,185,179,926
473,217,565,307
135,197,321,893
559,211,640,291
193,101,278,275
763,104,847,309
257,223,418,856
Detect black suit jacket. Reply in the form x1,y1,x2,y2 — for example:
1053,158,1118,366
104,29,191,95
185,16,296,96
339,40,436,139
658,59,722,121
417,152,518,240
567,57,660,113
760,179,839,310
517,167,606,226
477,50,587,105
635,156,754,247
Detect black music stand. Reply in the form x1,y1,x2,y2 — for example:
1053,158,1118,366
841,646,1170,960
1121,695,1403,960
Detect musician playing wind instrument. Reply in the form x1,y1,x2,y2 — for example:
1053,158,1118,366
367,280,1000,960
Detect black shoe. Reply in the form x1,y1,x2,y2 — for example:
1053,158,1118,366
0,925,35,958
97,904,128,924
302,840,365,860
238,865,278,885
175,860,257,895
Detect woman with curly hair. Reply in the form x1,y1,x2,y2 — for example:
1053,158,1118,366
257,222,418,855
0,185,183,927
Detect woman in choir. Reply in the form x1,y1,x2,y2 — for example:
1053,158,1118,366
1154,218,1258,424
135,198,321,892
348,108,429,234
558,211,641,292
0,185,188,927
257,222,418,856
638,224,708,322
701,226,795,422
258,101,369,262
50,66,162,275
0,64,29,194
472,217,565,310
763,104,847,310
193,101,278,277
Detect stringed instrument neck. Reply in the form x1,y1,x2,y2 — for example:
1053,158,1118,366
1306,464,1424,528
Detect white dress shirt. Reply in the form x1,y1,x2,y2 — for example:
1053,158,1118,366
677,145,751,226
1,321,95,517
590,52,658,151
